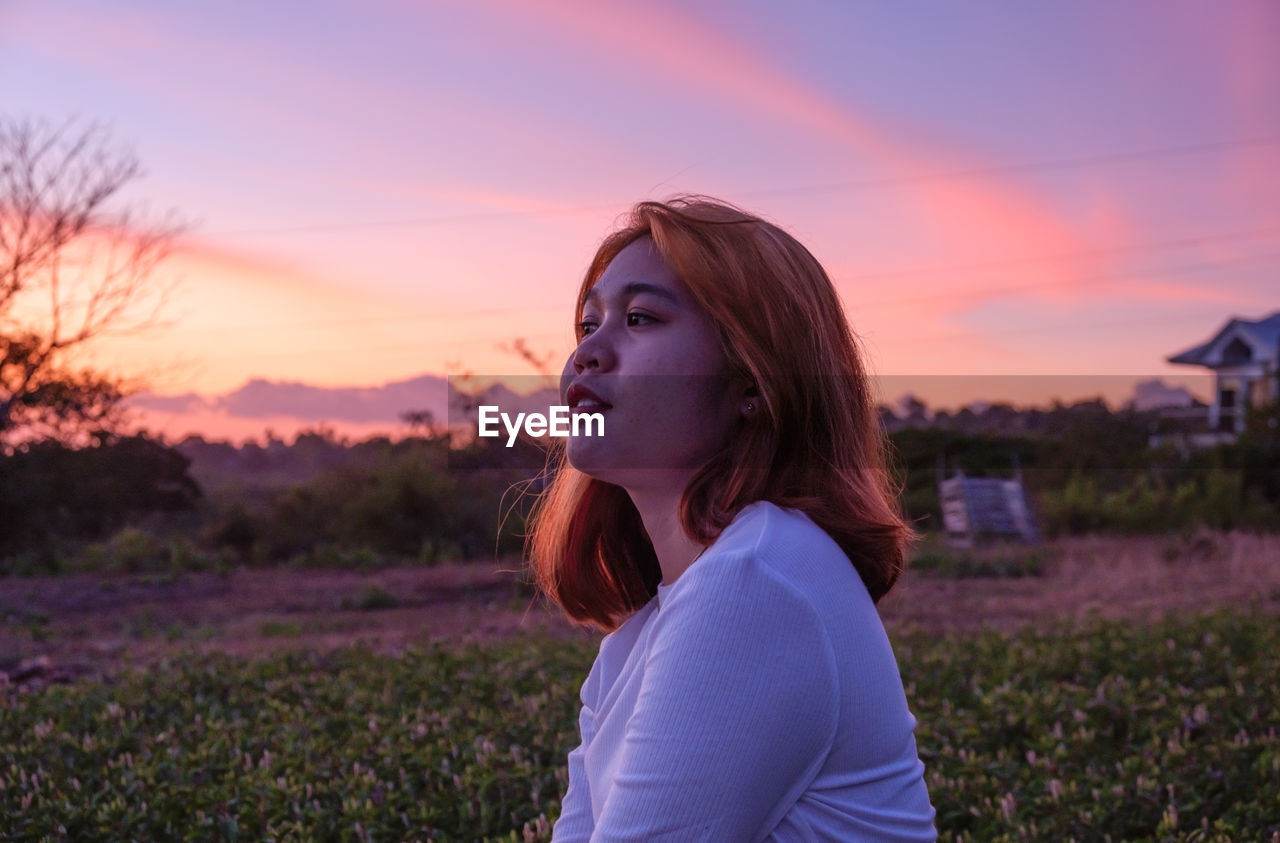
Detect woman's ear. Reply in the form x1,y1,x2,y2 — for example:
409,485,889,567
740,382,760,419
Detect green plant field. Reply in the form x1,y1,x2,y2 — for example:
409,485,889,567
4,609,1278,841
909,544,1046,579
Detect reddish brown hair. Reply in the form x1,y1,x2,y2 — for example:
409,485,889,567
528,196,911,631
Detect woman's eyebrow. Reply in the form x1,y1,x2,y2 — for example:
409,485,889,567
584,282,680,308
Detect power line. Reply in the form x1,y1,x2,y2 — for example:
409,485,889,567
186,330,569,362
163,246,1280,339
850,250,1280,309
139,311,1237,376
184,249,1277,360
743,135,1280,202
207,204,618,238
840,224,1280,283
206,134,1280,238
171,223,1280,335
877,311,1240,345
174,306,560,335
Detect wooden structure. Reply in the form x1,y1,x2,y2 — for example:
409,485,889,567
939,472,1038,548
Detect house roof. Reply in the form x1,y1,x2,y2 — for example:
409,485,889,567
1167,311,1280,367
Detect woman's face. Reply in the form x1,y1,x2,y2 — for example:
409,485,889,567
559,237,743,486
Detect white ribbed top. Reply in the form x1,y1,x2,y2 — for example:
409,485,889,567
552,501,937,842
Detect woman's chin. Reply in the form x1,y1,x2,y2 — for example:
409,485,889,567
565,437,608,474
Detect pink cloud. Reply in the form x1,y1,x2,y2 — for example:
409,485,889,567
426,0,1116,356
490,3,1089,228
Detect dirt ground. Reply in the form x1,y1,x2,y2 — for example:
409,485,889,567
3,532,1279,688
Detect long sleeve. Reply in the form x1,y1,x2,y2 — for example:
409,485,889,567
590,552,839,842
552,666,601,841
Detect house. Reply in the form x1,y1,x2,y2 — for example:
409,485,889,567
1167,311,1280,437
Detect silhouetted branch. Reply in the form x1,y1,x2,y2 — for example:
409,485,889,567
0,117,184,446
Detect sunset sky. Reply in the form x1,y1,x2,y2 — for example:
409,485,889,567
3,1,1278,441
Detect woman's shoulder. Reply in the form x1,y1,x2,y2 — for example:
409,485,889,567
670,500,873,621
708,501,857,578
718,500,836,552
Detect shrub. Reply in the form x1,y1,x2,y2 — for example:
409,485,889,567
910,545,1045,579
195,441,533,567
0,435,201,566
1037,469,1280,536
4,610,1278,839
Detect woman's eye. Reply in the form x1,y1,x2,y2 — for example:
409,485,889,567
627,312,655,327
576,320,598,338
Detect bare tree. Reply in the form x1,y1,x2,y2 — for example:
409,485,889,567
0,117,183,447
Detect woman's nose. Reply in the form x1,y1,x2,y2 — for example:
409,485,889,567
572,324,616,373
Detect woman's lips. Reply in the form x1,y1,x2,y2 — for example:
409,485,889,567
566,383,612,411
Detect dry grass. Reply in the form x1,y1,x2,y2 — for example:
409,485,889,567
3,532,1279,683
881,530,1280,635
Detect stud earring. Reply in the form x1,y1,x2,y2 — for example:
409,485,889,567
745,401,755,414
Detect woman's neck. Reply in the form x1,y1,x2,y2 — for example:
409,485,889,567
626,481,708,586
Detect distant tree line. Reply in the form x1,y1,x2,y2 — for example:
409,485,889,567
2,397,1278,575
0,429,546,575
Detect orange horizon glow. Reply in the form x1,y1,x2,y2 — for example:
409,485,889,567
122,370,1219,446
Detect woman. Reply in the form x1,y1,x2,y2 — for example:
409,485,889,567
530,197,936,841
